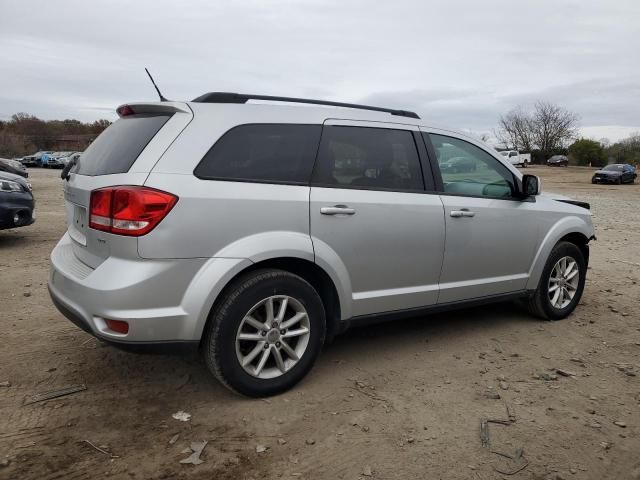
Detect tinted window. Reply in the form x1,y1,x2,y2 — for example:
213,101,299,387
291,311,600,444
195,124,321,184
313,126,424,191
428,133,515,198
76,114,171,176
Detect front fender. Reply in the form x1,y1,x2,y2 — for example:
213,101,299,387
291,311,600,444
526,215,594,290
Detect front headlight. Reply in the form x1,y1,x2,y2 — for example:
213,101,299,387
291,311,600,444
0,180,23,192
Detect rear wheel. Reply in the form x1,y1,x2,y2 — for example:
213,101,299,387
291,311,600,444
527,241,586,320
203,269,326,397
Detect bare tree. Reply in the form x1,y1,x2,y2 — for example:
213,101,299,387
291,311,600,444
496,101,579,155
531,101,579,153
495,107,535,151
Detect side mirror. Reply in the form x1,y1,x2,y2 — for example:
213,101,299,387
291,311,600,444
521,174,541,197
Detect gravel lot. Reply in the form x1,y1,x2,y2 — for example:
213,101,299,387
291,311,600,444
1,166,638,480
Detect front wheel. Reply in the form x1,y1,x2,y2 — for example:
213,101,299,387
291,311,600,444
203,269,326,397
527,241,586,320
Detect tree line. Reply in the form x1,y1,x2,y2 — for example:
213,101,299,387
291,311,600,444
495,102,639,167
0,113,112,158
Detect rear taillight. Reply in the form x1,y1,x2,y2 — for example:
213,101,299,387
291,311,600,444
116,105,136,117
89,186,178,236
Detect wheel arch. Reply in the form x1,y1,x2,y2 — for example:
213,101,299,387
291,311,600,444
526,217,594,290
197,257,345,348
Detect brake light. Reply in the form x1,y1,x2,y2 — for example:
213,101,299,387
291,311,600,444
116,105,136,117
89,186,178,236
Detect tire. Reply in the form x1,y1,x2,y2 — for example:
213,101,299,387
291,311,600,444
527,241,586,320
203,269,326,397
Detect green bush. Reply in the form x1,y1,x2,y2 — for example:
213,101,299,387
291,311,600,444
568,139,606,167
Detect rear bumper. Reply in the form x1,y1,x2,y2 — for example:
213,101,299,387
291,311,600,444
47,286,198,354
48,233,251,347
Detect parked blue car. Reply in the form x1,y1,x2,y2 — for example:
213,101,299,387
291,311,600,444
40,152,65,168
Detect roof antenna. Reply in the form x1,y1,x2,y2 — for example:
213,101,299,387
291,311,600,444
145,67,168,102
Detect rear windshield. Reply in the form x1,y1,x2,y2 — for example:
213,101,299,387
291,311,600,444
75,114,171,176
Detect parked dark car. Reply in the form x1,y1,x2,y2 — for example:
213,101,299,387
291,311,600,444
592,164,637,184
0,158,29,178
0,171,35,230
21,151,52,167
547,155,569,167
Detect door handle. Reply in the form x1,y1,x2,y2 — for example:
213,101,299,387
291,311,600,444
320,205,356,216
450,209,475,218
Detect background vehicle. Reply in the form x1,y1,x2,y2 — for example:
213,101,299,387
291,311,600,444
592,163,637,184
59,152,81,166
548,155,569,167
499,150,529,167
0,171,35,230
21,151,52,167
49,94,594,397
40,152,67,168
0,158,29,178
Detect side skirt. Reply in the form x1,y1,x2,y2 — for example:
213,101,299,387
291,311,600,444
339,290,533,332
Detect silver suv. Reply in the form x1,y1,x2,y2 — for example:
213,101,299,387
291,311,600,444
49,93,595,396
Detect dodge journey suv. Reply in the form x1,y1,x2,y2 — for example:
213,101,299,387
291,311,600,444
49,93,595,396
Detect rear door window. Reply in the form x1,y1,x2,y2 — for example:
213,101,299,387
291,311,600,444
312,126,424,191
75,114,171,176
194,124,322,184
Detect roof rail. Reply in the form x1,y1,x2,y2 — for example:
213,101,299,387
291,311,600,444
191,92,420,119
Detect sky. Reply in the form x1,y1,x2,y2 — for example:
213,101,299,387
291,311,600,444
1,0,639,143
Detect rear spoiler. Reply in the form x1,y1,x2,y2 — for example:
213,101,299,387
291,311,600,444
115,102,191,118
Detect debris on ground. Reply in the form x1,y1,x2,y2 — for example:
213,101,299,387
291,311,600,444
180,441,207,465
277,438,287,445
555,368,577,377
538,372,559,381
363,465,373,476
480,418,490,448
492,447,529,475
255,444,268,453
483,389,501,400
172,411,192,422
613,421,627,428
169,434,180,445
24,384,87,405
0,458,10,468
0,381,10,387
81,440,119,458
305,439,316,445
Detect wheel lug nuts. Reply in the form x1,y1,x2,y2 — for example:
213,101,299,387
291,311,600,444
280,330,285,335
276,342,281,347
263,343,269,349
261,331,266,336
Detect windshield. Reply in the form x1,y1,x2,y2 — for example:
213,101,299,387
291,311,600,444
603,165,623,171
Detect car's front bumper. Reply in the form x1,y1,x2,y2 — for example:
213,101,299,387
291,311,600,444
592,176,620,183
0,191,35,230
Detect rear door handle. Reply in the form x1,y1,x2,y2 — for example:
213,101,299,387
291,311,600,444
450,209,475,218
320,205,356,216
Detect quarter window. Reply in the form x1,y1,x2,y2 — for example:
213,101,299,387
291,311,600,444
427,134,515,198
313,126,424,191
194,124,322,184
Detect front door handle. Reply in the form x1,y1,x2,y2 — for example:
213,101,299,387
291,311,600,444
320,205,356,216
450,209,475,218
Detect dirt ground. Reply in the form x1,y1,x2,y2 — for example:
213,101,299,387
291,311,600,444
1,166,638,480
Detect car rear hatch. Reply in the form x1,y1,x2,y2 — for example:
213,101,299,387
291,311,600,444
63,102,193,269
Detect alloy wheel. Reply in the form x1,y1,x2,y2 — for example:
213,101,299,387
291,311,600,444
547,256,580,309
235,295,311,379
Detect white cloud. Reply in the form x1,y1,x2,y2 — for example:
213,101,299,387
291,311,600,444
0,0,638,141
